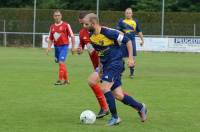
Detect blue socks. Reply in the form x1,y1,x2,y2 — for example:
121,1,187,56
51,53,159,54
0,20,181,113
104,91,142,118
122,95,143,111
104,91,118,118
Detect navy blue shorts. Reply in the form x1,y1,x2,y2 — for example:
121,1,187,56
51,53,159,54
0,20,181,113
101,60,124,91
54,44,69,63
121,38,137,57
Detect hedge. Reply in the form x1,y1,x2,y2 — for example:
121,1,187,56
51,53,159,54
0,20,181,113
0,8,199,47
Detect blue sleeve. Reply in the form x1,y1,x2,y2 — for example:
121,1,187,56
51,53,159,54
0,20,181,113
115,18,123,31
122,35,130,44
135,19,141,32
102,28,130,44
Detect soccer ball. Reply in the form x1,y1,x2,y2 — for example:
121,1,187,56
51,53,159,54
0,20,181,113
80,110,96,124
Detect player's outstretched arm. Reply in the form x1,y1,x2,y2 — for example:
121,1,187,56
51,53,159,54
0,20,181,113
103,28,135,67
67,23,76,55
97,62,103,78
135,19,144,46
46,39,53,55
138,32,144,46
77,46,83,55
126,40,135,67
70,36,76,55
86,43,95,55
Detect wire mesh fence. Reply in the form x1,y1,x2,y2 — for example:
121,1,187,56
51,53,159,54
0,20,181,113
0,12,199,47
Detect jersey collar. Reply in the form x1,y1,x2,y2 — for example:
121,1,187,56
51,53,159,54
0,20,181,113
55,21,63,26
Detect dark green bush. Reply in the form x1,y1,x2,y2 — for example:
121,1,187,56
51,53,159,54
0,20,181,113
0,8,199,47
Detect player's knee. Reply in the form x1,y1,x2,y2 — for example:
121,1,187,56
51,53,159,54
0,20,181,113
88,73,99,86
59,61,65,64
114,92,124,101
88,78,96,86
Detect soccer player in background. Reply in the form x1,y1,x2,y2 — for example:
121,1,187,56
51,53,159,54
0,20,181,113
46,10,76,85
83,13,147,126
116,8,144,78
77,11,109,118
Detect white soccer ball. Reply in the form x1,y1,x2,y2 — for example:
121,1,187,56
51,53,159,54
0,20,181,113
80,110,96,124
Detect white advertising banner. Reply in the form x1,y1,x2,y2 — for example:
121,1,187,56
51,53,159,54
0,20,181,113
136,37,200,52
168,37,200,52
42,35,53,48
136,37,168,51
42,35,80,48
42,35,200,52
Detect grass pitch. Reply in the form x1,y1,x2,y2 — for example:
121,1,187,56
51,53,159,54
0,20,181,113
0,47,200,132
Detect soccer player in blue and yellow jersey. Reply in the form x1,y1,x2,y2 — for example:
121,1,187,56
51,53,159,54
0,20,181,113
116,8,144,78
83,13,147,126
78,11,109,118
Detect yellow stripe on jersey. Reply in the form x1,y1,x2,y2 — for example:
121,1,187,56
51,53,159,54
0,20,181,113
90,34,114,46
123,19,137,33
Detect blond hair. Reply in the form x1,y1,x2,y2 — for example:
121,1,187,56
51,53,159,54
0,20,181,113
125,8,133,12
85,13,99,24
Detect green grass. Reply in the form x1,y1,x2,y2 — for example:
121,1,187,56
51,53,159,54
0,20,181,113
0,47,200,132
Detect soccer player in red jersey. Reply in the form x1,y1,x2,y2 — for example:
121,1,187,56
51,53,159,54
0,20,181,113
46,10,76,85
77,12,109,118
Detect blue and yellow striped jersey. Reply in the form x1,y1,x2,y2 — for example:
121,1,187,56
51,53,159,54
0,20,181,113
116,18,141,38
89,27,129,52
90,26,130,63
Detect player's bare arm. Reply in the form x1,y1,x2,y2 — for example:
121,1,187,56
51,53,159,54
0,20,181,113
70,36,76,54
77,43,95,55
138,32,144,46
97,61,103,78
86,43,95,55
77,46,83,54
126,40,135,67
46,39,53,55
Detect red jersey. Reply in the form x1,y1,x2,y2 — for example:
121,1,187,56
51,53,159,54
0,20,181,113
49,21,74,46
79,28,99,69
79,28,90,49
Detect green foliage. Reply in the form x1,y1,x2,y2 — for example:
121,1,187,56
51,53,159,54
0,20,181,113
0,0,200,12
0,0,33,8
166,0,200,12
0,8,200,44
134,0,162,12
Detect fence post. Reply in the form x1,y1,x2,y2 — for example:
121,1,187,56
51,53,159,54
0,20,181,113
33,0,37,48
96,0,99,18
161,0,165,37
3,20,7,47
193,24,196,37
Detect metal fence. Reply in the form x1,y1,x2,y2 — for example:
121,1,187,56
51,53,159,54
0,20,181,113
0,20,50,47
0,19,199,47
0,32,48,47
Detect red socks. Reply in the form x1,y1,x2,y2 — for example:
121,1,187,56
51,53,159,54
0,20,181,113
59,63,68,81
90,83,108,111
63,64,68,81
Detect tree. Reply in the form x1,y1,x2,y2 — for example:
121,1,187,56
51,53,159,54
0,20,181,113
0,0,32,8
0,0,200,12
